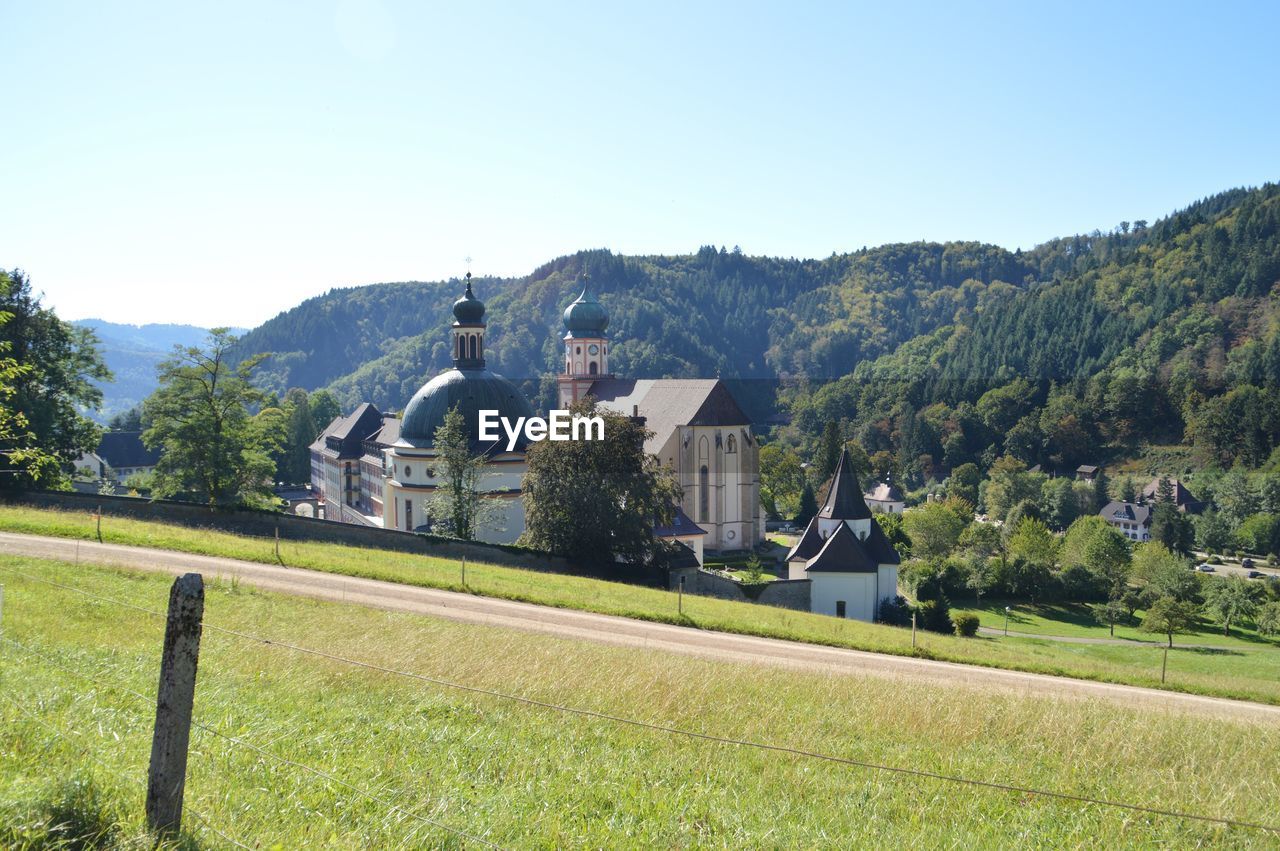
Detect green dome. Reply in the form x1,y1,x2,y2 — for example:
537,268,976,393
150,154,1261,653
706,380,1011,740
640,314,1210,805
453,274,486,325
399,367,536,451
563,280,608,337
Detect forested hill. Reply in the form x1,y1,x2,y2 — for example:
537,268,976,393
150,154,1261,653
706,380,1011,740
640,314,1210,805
232,242,1042,411
232,182,1280,477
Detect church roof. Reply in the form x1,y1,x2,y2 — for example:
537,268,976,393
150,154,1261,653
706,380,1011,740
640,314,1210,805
563,277,609,338
586,378,751,453
818,448,872,521
805,521,879,573
653,505,707,539
398,368,535,452
786,514,901,567
1140,478,1202,511
785,518,825,561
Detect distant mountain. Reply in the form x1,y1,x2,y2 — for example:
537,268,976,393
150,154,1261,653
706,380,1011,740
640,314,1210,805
229,182,1280,480
74,320,246,422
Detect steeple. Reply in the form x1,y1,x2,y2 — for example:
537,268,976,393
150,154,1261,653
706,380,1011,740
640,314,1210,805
820,448,872,520
451,272,486,369
558,273,612,406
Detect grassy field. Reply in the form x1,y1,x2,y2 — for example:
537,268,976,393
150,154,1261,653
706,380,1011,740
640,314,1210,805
3,503,1280,705
1,556,1278,848
953,598,1280,649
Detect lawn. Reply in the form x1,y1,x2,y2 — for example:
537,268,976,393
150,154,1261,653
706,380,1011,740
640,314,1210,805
953,598,1280,650
3,503,1280,705
1,556,1278,847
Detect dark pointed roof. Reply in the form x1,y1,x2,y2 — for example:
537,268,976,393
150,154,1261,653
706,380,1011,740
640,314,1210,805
653,505,707,539
805,521,878,573
785,518,825,561
818,448,872,521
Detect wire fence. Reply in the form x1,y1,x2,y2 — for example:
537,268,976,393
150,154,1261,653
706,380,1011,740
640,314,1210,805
0,561,1278,842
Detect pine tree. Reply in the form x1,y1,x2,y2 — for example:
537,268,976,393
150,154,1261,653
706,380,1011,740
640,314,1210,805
817,421,842,482
795,481,818,526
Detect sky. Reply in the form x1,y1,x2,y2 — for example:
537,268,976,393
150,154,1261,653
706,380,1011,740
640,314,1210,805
2,1,1278,328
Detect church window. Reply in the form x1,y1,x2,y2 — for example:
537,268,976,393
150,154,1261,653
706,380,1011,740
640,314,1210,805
698,435,708,460
457,336,466,360
699,465,709,521
588,362,598,375
405,500,413,532
404,465,411,478
726,434,736,454
576,346,581,355
468,335,478,360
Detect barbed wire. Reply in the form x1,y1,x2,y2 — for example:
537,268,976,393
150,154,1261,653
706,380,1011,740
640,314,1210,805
2,563,1278,835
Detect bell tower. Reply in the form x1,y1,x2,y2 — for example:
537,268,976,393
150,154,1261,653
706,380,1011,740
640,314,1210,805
558,275,611,407
451,272,486,370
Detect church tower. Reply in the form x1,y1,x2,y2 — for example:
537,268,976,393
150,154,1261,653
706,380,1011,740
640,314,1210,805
451,272,486,369
558,275,611,407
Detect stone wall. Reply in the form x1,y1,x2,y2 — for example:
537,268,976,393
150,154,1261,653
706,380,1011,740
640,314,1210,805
687,568,811,611
8,490,667,587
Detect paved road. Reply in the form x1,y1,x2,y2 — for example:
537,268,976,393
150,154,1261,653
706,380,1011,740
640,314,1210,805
2,531,1278,724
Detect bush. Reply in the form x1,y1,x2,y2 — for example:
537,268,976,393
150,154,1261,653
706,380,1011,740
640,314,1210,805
952,612,980,637
877,595,912,627
915,596,954,634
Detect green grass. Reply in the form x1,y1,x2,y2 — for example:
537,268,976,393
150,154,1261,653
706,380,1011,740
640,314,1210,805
953,599,1280,650
3,503,1280,705
2,556,1279,847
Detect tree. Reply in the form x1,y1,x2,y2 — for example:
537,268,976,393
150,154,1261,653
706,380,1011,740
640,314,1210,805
1150,503,1194,554
107,407,143,431
1119,476,1137,503
308,389,343,437
1140,597,1198,647
1062,516,1131,600
0,269,109,491
1091,598,1129,637
1215,467,1258,529
142,330,276,507
1234,513,1280,557
982,455,1045,522
1202,578,1257,637
522,399,680,566
424,406,503,540
964,557,995,606
1194,510,1232,554
795,481,818,526
1091,467,1110,511
760,443,805,520
816,420,843,482
1132,543,1199,604
947,462,981,507
874,512,913,558
1041,476,1082,531
281,389,317,484
1007,517,1058,569
1257,601,1280,636
902,501,967,559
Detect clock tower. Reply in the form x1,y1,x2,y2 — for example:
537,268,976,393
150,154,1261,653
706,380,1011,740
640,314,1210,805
558,276,611,407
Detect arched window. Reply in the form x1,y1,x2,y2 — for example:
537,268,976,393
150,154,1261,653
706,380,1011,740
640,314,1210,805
698,435,708,460
699,465,709,521
726,434,736,454
588,361,598,375
468,335,478,360
457,336,466,360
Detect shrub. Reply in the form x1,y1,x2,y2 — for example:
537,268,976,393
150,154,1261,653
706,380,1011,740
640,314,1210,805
877,595,912,627
953,612,980,637
916,596,954,634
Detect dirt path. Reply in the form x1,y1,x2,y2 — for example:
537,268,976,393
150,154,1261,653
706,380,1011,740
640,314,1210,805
2,531,1277,723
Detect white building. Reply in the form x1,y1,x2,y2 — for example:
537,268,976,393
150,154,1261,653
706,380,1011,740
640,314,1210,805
786,448,900,621
381,275,534,544
863,480,906,514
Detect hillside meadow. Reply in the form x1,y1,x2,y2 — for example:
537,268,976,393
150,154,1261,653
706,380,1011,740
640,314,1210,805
1,556,1279,848
2,503,1280,706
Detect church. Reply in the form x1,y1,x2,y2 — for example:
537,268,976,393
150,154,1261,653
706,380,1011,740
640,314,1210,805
314,274,765,555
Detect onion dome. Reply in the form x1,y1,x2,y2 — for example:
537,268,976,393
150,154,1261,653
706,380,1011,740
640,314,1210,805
453,273,486,325
399,369,536,451
562,276,609,338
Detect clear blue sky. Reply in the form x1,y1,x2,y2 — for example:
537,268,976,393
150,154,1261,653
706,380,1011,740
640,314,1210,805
3,1,1278,327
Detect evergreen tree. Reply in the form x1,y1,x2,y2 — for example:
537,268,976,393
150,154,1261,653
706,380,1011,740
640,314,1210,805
1092,467,1110,511
282,389,316,484
424,406,502,541
817,420,843,482
795,481,818,526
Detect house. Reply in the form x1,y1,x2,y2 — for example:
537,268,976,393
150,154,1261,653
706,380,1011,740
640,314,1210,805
653,505,709,565
784,448,900,621
1140,478,1204,514
1076,465,1100,483
96,432,161,480
863,480,905,514
1100,500,1151,542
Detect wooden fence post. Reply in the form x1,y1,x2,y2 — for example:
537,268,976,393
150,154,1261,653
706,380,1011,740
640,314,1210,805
146,573,204,837
96,505,102,543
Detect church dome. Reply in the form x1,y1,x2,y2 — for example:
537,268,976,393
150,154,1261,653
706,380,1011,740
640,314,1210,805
453,274,486,325
563,279,608,337
399,368,536,451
